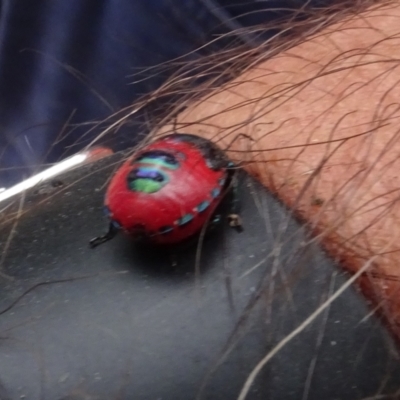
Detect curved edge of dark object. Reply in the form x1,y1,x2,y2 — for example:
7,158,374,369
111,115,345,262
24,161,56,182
0,153,398,400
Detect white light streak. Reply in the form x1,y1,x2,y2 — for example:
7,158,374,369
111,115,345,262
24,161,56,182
0,153,87,203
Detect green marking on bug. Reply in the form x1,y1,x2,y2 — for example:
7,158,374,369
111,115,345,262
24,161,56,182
129,179,162,193
127,167,169,193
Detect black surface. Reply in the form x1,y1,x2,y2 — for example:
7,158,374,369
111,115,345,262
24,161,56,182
0,153,399,400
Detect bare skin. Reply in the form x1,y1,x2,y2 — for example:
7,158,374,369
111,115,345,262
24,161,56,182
159,1,400,339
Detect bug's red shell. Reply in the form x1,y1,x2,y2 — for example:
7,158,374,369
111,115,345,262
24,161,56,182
105,135,229,244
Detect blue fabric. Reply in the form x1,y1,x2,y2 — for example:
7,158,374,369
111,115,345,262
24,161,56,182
0,0,335,185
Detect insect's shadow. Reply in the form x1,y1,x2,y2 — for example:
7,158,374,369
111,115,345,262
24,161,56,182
117,221,228,282
113,177,244,282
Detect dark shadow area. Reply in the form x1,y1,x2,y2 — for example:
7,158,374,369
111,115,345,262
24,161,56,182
0,153,399,400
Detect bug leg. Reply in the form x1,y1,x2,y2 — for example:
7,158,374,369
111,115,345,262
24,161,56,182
227,172,243,233
89,223,119,248
228,214,243,232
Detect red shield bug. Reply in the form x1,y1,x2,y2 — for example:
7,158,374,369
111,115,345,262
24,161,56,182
90,133,242,248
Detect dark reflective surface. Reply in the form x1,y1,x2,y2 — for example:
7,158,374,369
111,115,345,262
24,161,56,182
0,153,399,400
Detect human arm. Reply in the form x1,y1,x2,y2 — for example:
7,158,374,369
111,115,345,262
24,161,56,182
163,1,400,338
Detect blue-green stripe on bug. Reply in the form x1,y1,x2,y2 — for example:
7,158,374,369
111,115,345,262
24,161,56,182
138,157,179,170
211,187,221,198
135,151,180,169
176,213,194,226
127,167,169,193
158,225,174,235
196,200,210,213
